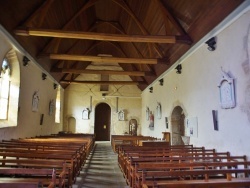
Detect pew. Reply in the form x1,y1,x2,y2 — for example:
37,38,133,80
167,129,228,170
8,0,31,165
134,161,250,188
111,135,157,153
0,168,58,188
0,133,95,187
117,144,250,188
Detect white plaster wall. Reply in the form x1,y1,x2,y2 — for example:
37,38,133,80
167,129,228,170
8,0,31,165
0,30,64,139
63,79,142,136
141,9,250,158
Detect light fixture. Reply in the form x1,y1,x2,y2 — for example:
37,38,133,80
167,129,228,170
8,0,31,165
22,56,30,66
159,78,164,86
149,87,153,93
175,64,182,74
42,73,47,80
205,37,216,51
53,83,57,89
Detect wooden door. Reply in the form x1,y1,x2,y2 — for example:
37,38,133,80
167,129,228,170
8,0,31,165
94,103,111,141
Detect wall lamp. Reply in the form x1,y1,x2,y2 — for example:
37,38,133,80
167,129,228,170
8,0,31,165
53,83,58,90
42,73,47,80
22,56,30,66
149,87,153,93
175,64,182,74
159,78,164,86
205,37,216,51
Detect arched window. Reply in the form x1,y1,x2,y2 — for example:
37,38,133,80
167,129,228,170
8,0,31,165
55,86,61,123
0,58,10,119
0,49,20,128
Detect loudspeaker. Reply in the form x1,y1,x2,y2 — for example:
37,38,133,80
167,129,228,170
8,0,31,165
212,110,218,131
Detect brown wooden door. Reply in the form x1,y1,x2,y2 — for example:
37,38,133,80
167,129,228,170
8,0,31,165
94,103,111,141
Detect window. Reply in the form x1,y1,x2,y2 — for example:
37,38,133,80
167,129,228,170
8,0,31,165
0,59,10,119
55,87,61,123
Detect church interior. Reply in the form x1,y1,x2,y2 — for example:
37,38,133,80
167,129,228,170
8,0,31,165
0,0,250,187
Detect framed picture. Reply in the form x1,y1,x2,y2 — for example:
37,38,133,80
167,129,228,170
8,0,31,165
165,117,168,129
82,108,90,120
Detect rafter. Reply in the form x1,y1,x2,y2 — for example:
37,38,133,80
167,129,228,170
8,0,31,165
53,68,154,76
60,80,144,85
15,28,192,44
40,54,164,64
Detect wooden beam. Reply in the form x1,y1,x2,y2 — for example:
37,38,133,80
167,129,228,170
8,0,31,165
60,80,144,85
40,53,162,64
15,28,191,44
60,69,146,76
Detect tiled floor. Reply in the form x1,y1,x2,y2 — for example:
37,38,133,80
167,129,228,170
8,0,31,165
73,141,129,188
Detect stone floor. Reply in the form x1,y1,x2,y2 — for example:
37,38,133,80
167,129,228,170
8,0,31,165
73,141,129,188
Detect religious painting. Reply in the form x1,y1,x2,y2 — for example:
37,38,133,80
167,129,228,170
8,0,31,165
185,117,198,137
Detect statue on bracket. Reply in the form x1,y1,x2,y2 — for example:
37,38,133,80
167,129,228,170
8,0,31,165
218,67,236,109
118,110,125,121
156,102,162,119
146,106,149,120
82,108,90,120
32,91,39,112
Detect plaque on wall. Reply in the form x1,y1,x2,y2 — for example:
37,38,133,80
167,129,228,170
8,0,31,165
218,68,236,109
82,108,90,120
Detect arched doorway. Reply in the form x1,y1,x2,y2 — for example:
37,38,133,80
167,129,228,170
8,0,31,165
68,117,76,133
171,106,185,145
94,103,111,141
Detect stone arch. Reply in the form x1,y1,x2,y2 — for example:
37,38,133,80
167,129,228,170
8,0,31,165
171,105,186,145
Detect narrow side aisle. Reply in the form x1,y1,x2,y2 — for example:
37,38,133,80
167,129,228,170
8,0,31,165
73,141,128,188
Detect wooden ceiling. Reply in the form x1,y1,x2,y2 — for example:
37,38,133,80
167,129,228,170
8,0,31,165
0,0,244,90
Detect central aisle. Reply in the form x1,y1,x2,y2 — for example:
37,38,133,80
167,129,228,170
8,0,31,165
73,141,128,188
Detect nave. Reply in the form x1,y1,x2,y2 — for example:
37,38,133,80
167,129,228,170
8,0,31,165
73,142,128,188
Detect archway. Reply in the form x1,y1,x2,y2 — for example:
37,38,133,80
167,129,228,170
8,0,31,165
94,103,111,141
171,106,185,145
68,117,76,133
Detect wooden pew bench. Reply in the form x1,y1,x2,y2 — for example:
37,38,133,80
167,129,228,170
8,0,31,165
128,155,246,187
122,149,227,185
0,151,76,187
0,159,70,187
0,168,58,188
134,161,250,188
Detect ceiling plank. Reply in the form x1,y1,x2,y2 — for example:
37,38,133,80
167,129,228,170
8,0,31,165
15,28,191,44
41,54,164,64
23,0,55,27
60,69,146,76
60,80,144,85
